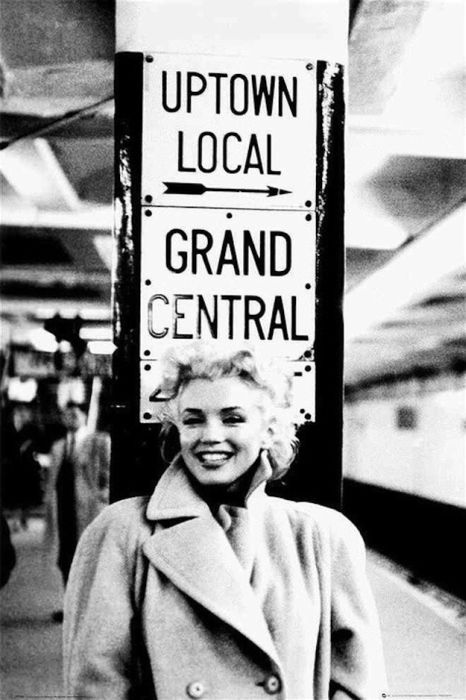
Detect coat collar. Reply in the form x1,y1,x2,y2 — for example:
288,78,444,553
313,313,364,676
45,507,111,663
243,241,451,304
143,457,281,668
146,455,271,520
146,457,211,521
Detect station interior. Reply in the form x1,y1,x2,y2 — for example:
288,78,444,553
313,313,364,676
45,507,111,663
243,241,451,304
0,1,465,698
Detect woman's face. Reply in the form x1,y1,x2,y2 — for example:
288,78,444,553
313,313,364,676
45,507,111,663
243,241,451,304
176,377,271,488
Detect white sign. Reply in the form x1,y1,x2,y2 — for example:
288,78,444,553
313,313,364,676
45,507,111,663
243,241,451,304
140,208,315,360
142,53,316,211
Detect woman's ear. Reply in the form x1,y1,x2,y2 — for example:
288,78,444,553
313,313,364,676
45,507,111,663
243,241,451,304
261,421,274,450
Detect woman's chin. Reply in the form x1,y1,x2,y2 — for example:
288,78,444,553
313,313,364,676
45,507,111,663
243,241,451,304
194,467,235,486
186,460,247,488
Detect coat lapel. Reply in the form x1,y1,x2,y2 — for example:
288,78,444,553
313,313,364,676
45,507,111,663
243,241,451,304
142,460,280,667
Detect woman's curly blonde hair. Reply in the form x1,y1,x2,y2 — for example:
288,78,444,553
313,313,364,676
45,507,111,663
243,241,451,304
159,342,298,480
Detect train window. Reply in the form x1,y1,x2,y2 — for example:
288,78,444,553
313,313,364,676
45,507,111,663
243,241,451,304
396,405,418,430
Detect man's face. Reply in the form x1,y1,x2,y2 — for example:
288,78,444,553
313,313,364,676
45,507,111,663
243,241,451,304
63,406,86,432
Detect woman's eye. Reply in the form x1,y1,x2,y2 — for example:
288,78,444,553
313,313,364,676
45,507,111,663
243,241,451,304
182,417,203,426
223,414,245,424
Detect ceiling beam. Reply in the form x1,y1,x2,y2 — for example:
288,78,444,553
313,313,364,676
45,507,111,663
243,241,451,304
345,203,466,341
0,267,109,284
0,298,111,319
0,204,112,229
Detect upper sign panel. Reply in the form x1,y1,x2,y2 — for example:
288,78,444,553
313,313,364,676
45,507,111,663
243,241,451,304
142,53,316,211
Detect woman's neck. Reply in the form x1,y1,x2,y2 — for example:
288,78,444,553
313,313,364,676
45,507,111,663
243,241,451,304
187,452,272,510
190,462,260,510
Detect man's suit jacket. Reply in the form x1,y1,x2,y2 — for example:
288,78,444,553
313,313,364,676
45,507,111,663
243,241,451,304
45,428,110,542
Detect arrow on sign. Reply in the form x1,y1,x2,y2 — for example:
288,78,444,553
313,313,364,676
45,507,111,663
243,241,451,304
163,182,291,197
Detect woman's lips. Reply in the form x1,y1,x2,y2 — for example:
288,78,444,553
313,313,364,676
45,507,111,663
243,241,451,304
195,451,234,467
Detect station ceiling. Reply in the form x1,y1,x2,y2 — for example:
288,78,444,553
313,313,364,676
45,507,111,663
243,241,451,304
0,0,465,387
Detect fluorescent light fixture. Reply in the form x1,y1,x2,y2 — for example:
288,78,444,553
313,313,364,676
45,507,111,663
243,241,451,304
7,377,38,403
0,139,80,211
0,202,113,230
93,234,113,270
34,307,112,321
80,326,112,341
347,131,389,181
88,340,116,355
348,114,466,161
29,328,58,353
345,189,408,250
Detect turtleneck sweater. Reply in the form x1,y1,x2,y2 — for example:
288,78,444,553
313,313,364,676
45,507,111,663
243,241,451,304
190,452,273,581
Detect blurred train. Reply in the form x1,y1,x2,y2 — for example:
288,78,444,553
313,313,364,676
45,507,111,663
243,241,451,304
343,370,465,599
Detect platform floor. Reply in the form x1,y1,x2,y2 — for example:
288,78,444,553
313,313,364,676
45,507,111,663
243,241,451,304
1,517,465,700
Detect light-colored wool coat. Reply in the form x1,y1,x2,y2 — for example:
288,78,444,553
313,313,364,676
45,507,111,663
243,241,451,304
64,459,387,700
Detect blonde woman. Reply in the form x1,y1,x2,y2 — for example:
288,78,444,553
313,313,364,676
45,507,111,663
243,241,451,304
64,344,386,699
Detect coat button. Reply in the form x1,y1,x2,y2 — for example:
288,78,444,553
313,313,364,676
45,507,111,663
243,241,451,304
263,674,282,694
186,681,206,698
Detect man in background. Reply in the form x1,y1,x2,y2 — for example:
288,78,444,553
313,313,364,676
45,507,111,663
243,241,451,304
45,401,110,621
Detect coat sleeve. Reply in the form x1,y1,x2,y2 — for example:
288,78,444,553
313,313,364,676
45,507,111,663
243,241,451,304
328,513,388,700
95,431,111,506
63,501,148,699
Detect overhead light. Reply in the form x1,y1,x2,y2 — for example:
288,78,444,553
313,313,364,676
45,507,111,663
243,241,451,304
0,138,80,211
347,130,389,181
0,202,113,230
34,307,112,321
88,340,116,355
345,190,408,250
93,234,113,270
80,326,112,341
29,328,58,352
7,377,38,403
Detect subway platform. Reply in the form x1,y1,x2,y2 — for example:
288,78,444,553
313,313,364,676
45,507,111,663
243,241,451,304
1,516,465,700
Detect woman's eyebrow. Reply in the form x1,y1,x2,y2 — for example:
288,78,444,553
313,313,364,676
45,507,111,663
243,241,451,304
220,406,245,413
181,408,204,415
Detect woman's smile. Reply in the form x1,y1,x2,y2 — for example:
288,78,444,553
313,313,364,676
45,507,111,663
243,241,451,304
194,449,235,467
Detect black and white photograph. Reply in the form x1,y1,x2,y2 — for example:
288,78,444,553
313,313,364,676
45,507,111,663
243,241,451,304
0,1,465,698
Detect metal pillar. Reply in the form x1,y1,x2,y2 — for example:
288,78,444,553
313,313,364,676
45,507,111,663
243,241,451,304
112,1,347,507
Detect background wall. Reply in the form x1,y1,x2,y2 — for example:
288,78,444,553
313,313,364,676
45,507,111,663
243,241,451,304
344,374,465,507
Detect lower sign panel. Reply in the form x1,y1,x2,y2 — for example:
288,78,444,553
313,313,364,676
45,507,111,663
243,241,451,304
140,360,315,424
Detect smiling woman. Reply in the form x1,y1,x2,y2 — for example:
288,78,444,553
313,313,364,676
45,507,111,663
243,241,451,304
159,343,297,485
177,377,273,488
63,343,387,700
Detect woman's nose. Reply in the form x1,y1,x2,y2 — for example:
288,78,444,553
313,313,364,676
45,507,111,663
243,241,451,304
200,418,224,442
